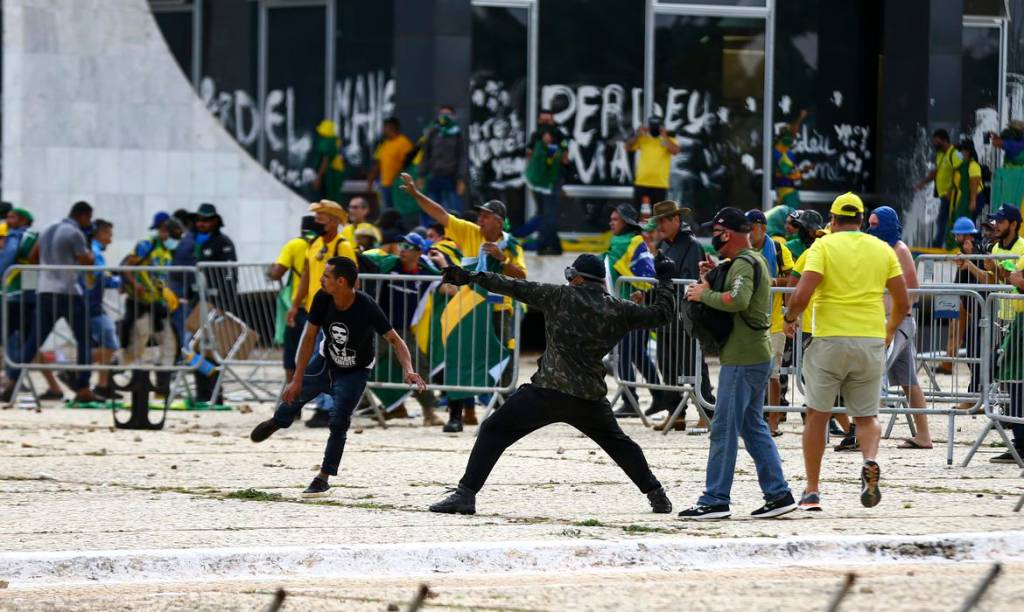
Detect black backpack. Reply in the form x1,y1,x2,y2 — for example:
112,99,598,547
681,253,768,357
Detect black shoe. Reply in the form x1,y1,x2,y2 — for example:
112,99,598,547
751,491,798,519
92,386,122,401
834,435,859,452
646,487,672,514
305,410,330,428
302,477,330,498
39,390,65,401
989,450,1024,464
428,485,476,514
860,460,882,508
443,418,463,433
677,503,731,520
644,402,673,417
613,403,640,418
250,419,281,442
0,384,13,402
829,419,847,437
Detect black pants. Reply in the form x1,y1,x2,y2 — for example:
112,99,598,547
633,186,667,207
458,384,662,494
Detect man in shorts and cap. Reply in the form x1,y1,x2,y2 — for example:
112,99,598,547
428,252,676,515
783,193,909,511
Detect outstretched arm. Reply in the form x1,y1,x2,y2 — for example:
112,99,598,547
382,330,427,391
443,266,557,311
618,279,676,329
398,172,449,226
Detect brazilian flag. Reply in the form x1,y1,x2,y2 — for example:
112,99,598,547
440,284,511,401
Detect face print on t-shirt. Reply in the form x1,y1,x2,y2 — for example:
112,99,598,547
327,322,357,367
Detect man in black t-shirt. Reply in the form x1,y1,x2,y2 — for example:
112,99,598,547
250,257,426,497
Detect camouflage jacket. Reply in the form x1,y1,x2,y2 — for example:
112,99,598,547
472,272,676,400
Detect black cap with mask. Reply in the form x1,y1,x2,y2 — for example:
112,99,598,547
565,253,606,284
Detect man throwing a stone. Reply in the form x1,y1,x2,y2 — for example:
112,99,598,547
428,253,677,515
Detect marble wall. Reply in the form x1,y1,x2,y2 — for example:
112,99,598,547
1,0,308,262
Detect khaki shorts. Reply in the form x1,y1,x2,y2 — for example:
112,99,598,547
770,332,787,380
802,336,886,418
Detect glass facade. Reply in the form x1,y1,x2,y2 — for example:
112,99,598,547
469,5,529,227
655,14,765,224
962,24,1002,167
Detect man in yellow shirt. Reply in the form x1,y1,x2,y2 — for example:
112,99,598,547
399,172,526,431
286,200,357,428
914,129,962,248
269,215,317,383
783,193,909,512
368,117,415,211
626,116,680,209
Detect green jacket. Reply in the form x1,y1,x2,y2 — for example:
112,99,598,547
699,249,772,366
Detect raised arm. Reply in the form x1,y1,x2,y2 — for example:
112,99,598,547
398,172,449,226
618,279,676,330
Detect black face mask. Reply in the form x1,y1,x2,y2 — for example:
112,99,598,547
711,232,728,253
648,121,662,136
311,222,326,236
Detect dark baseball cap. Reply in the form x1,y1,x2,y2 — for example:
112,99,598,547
745,209,768,225
475,200,507,219
566,253,606,283
991,203,1022,223
702,206,752,233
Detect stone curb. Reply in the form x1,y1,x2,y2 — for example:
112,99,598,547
2,531,1021,587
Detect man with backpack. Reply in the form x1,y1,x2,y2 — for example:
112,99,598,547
677,207,795,520
914,129,962,248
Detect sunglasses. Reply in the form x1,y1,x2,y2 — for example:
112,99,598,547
398,242,419,252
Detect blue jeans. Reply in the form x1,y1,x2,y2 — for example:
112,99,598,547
699,361,790,506
427,175,462,213
537,188,562,251
6,293,91,391
273,352,371,476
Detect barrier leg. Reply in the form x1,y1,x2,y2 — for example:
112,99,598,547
905,412,918,438
113,369,165,430
883,413,898,439
962,420,995,467
660,394,688,436
1014,471,1023,512
947,413,956,466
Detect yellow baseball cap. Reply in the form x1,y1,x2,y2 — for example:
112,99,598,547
830,192,865,216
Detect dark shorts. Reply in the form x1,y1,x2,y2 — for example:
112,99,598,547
283,309,307,371
634,186,668,207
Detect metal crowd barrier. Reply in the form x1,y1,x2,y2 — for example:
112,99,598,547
193,261,287,404
1,264,208,427
963,292,1024,468
611,276,711,432
916,253,1019,285
359,272,522,420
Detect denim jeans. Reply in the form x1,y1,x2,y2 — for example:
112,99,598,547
273,351,371,475
537,188,562,251
933,196,951,248
698,361,790,506
427,175,463,213
6,292,91,390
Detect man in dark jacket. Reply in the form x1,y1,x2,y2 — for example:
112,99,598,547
419,105,468,213
192,203,237,404
427,253,676,515
642,201,714,428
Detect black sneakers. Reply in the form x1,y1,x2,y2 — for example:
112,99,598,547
860,460,882,508
428,485,476,514
250,419,281,443
302,477,330,498
305,410,330,428
989,449,1024,465
443,418,463,433
612,403,640,418
798,491,822,512
677,504,731,520
834,434,859,452
751,491,797,519
646,487,672,514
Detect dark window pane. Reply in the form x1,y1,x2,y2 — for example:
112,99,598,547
655,14,765,225
199,0,259,160
153,10,193,80
335,0,395,177
469,5,528,225
656,0,766,5
265,6,327,196
962,25,1001,167
773,0,881,203
964,0,1008,18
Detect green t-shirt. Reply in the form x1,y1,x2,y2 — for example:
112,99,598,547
699,249,772,366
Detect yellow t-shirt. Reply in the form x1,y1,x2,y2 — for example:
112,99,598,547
275,237,310,296
769,237,794,334
303,233,357,311
374,134,414,187
935,147,963,198
630,134,677,189
801,232,902,338
791,250,815,333
446,216,527,311
994,237,1024,319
